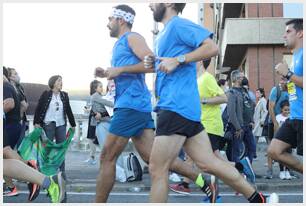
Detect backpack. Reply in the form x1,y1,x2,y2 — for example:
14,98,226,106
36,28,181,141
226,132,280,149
122,152,143,182
241,88,255,124
222,105,229,131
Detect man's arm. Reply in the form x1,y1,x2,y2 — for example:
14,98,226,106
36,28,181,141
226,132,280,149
289,75,303,88
275,62,303,88
268,100,278,130
227,92,241,131
3,98,15,113
20,100,28,116
97,34,155,79
92,94,114,108
184,38,218,64
202,94,227,105
157,38,218,73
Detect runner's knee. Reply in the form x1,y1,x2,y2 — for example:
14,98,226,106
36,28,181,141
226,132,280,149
267,145,281,159
149,158,170,177
100,146,117,163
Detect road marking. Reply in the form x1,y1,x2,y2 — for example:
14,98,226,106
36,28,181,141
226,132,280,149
15,191,303,197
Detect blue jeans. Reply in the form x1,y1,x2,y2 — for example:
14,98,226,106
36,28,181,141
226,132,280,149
43,122,66,172
228,135,243,163
96,121,110,149
6,122,22,149
242,125,256,163
226,125,256,163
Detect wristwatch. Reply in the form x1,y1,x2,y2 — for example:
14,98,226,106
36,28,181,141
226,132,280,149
285,70,294,80
202,99,208,104
176,55,186,65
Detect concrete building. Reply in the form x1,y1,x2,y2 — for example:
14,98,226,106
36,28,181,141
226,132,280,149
201,3,293,94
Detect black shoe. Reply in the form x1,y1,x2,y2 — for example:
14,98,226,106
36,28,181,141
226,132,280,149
201,175,218,203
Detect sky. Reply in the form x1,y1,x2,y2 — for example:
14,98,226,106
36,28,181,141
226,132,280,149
3,3,303,93
3,3,198,92
283,3,303,18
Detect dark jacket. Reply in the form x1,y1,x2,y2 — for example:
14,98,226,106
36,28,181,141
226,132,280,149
34,90,76,127
227,87,244,131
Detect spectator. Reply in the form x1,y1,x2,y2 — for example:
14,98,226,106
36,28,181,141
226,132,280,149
265,78,288,179
3,67,22,197
275,100,292,180
34,75,76,180
84,80,100,165
7,67,29,148
241,77,256,103
253,88,268,159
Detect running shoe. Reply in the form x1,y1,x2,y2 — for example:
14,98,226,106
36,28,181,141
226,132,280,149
201,175,218,203
266,193,279,203
202,195,222,203
279,171,286,180
169,183,191,195
285,170,292,180
27,160,40,201
3,185,18,197
264,169,273,179
46,172,66,203
169,173,181,182
240,157,256,183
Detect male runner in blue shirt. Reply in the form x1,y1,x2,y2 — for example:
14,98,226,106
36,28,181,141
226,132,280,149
146,3,278,203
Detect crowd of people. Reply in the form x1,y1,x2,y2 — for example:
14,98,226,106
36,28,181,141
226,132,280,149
3,3,303,204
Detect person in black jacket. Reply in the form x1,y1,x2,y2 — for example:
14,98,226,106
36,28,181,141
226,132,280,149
34,75,76,179
7,67,29,148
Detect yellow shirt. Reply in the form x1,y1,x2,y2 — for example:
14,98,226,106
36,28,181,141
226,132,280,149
197,72,224,137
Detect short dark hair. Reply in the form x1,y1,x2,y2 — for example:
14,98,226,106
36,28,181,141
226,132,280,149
173,3,186,14
217,79,226,87
280,99,289,109
48,75,62,89
90,80,101,95
202,58,211,70
114,4,136,28
286,19,303,31
256,87,266,98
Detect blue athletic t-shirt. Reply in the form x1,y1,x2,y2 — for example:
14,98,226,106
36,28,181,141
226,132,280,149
288,48,303,120
154,16,213,122
269,86,288,116
111,32,152,112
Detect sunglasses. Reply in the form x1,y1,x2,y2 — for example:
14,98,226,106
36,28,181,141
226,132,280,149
55,102,59,111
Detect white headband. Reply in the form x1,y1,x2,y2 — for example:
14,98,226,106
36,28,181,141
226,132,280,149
111,8,135,24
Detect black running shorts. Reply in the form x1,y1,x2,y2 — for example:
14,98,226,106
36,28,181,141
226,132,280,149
274,119,303,156
207,133,222,151
156,110,204,138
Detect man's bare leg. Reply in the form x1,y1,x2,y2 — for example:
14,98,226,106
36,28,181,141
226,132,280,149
134,129,199,181
268,138,303,173
3,146,31,189
3,159,45,185
184,131,257,199
95,133,129,202
149,134,186,202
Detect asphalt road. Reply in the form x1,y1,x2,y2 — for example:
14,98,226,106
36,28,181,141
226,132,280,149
3,190,303,203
